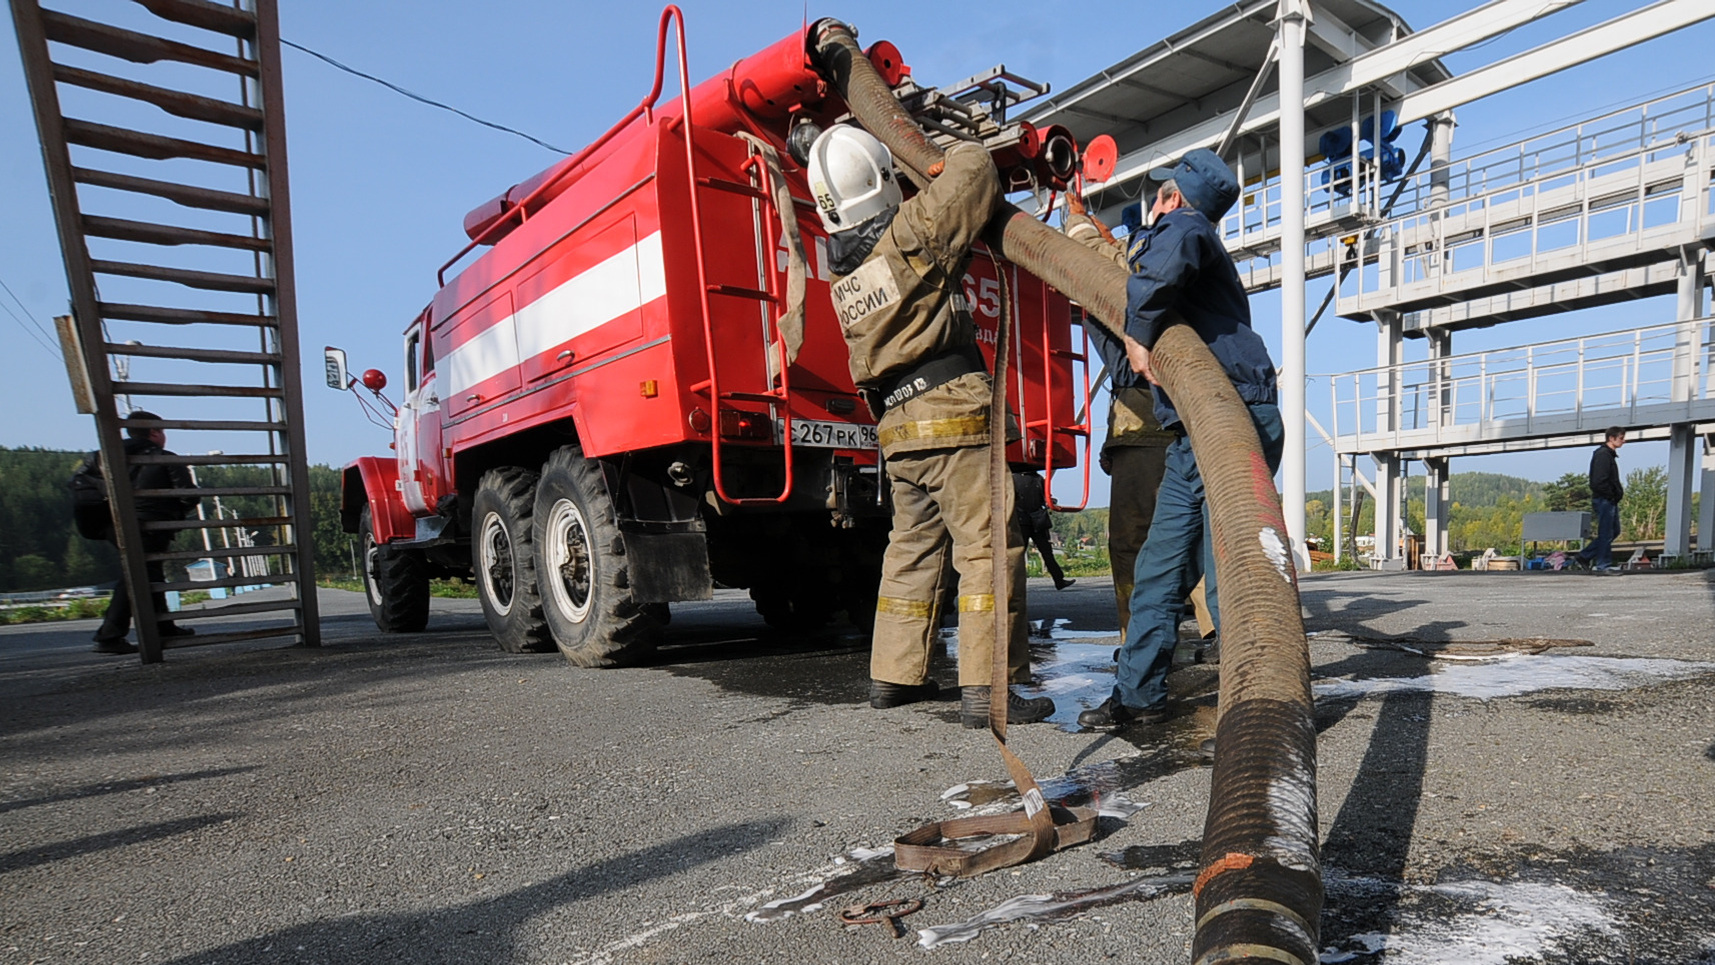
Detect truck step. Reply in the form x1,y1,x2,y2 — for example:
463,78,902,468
153,572,299,594
121,415,288,433
129,452,291,466
148,544,299,564
166,599,305,622
135,485,292,499
163,625,306,649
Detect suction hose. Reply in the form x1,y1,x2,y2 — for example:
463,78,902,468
812,20,1322,965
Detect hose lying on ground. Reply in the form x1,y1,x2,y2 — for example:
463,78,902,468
811,21,1322,965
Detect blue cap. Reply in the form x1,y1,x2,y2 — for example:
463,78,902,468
1148,148,1240,221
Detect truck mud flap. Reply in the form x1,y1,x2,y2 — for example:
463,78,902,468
619,528,713,603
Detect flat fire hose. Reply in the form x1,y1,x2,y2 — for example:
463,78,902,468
882,178,1095,878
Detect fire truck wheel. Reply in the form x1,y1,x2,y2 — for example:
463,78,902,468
472,468,555,654
361,503,430,632
533,446,660,667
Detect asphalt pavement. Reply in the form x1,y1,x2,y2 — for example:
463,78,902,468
3,569,1714,964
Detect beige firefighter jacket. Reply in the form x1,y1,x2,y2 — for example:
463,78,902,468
828,143,1000,457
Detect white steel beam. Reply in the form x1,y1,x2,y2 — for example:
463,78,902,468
1390,0,1715,126
1101,0,1583,189
1279,0,1311,571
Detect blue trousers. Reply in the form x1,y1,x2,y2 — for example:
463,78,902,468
1113,403,1284,711
1580,498,1620,568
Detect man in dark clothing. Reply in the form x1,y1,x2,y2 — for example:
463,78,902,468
1013,470,1073,590
1080,149,1284,730
93,411,200,653
1577,427,1626,571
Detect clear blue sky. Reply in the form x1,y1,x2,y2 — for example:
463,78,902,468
2,0,1710,506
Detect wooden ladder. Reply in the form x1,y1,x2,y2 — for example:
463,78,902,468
11,0,319,660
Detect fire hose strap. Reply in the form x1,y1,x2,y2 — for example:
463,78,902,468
1190,944,1307,965
1193,852,1255,897
1195,897,1314,936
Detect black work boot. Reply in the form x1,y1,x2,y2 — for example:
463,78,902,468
1077,696,1170,730
1197,637,1221,665
961,686,1054,728
870,679,939,709
91,635,137,655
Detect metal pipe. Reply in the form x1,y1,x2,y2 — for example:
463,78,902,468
812,19,1321,965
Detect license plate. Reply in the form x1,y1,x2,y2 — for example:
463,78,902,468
776,418,878,449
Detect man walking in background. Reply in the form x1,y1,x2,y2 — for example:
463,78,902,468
1577,427,1626,571
92,411,200,653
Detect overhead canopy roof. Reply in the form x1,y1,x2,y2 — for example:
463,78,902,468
1026,0,1452,205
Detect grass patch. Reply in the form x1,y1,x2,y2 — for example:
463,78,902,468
318,578,479,599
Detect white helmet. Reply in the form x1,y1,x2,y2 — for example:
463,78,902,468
806,125,902,234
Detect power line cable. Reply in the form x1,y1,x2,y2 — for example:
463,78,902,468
280,38,572,156
0,273,62,360
0,273,63,354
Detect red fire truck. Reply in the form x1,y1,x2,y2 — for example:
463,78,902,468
333,10,1088,667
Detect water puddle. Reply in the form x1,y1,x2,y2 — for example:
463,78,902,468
1314,653,1715,702
742,847,910,923
914,872,1195,947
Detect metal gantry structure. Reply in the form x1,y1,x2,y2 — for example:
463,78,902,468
1030,0,1715,569
10,0,319,659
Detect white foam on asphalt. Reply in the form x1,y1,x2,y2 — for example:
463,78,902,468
1315,654,1715,701
1319,879,1618,964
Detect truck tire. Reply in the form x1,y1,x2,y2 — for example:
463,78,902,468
472,468,555,654
361,504,430,632
532,446,659,667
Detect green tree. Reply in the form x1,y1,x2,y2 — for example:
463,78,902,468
1542,471,1591,513
1621,465,1667,541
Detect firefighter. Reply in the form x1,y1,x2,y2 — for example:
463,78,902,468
807,125,1052,728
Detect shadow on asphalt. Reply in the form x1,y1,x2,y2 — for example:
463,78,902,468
154,817,791,965
0,765,258,815
0,813,242,875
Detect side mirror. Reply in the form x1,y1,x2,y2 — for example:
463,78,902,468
361,369,388,392
324,346,348,390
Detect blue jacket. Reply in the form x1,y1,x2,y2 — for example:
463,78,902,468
1124,208,1277,429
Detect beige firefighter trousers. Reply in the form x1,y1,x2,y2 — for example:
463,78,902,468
871,444,1029,688
1108,445,1213,636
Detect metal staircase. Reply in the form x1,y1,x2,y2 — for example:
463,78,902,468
11,0,319,660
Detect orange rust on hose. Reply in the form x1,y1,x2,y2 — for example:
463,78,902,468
1193,852,1255,898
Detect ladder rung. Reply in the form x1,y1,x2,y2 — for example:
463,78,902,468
53,64,263,130
64,119,263,169
105,342,281,365
122,416,286,432
154,572,296,593
169,599,304,621
135,0,257,40
164,625,305,649
722,391,785,404
114,381,284,399
130,452,290,466
76,168,269,216
136,485,290,498
141,515,292,532
148,544,298,563
100,301,276,326
84,215,269,251
91,261,274,294
41,9,257,77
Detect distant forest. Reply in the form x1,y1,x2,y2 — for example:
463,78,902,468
0,447,1682,591
0,447,346,592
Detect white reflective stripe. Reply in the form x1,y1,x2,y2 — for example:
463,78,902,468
445,314,520,397
515,231,666,357
443,231,667,397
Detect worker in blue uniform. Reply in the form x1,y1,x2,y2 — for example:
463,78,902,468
1079,148,1285,729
